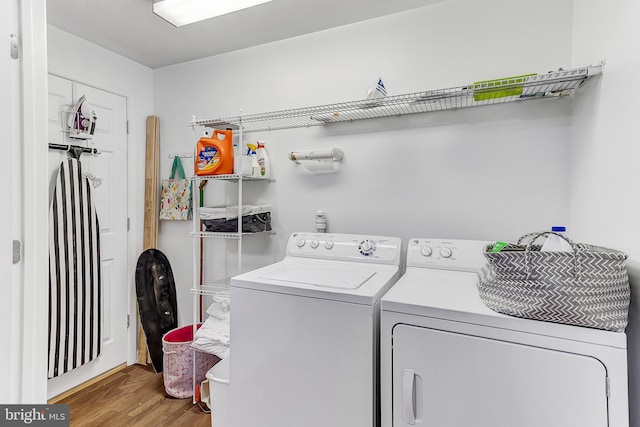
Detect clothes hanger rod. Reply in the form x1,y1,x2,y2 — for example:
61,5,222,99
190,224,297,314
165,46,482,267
48,143,99,155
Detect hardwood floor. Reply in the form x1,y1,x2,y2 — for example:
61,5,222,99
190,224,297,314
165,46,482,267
58,364,212,427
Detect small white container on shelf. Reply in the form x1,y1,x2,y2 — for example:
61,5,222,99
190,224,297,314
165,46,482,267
256,141,271,179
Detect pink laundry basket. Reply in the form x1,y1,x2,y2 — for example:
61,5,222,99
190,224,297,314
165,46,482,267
162,325,219,399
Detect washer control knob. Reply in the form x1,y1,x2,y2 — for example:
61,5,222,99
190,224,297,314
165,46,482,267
440,247,453,258
310,239,319,249
324,240,334,249
296,237,306,248
420,246,433,257
359,240,376,256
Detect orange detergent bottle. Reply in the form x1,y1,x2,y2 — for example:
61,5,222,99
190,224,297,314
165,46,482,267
195,129,234,175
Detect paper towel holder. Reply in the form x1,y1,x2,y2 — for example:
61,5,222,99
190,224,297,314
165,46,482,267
289,147,343,174
288,148,344,162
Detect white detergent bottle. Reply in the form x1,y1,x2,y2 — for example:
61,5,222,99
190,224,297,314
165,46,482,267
541,226,573,252
248,145,260,177
256,141,271,179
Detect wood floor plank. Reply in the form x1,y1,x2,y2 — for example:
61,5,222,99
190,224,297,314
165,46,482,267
58,364,211,427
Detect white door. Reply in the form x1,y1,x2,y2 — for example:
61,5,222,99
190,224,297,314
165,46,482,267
0,0,20,404
392,324,608,427
47,77,129,399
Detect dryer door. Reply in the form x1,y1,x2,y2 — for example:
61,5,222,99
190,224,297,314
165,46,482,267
392,324,608,427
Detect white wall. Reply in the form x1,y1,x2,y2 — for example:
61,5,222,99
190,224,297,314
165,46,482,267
47,26,154,365
154,0,575,326
570,1,640,425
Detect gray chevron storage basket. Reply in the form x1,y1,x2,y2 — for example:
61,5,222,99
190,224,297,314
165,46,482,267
478,231,630,332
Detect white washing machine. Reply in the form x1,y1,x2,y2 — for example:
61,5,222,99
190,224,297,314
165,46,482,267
230,232,402,427
380,238,629,427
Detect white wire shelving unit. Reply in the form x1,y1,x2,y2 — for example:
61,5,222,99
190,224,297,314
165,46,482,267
190,173,274,286
189,173,273,403
191,64,602,134
188,174,275,240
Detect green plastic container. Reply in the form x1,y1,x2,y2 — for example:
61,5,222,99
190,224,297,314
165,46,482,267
473,73,537,101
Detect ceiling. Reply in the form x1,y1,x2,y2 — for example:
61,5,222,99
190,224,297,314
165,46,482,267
46,0,444,69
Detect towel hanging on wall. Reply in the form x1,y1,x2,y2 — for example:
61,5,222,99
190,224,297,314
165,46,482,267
48,158,102,378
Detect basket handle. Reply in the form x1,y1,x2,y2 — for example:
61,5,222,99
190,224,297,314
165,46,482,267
255,212,270,224
517,231,575,248
518,231,581,280
162,346,178,355
255,212,271,231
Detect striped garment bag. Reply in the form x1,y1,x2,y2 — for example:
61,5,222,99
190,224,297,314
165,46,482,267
48,158,101,378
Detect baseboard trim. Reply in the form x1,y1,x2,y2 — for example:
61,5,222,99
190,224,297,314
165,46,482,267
47,363,128,404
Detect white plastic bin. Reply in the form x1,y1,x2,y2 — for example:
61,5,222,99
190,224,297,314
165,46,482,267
206,356,230,427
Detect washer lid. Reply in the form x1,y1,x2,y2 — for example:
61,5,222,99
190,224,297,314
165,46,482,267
382,267,627,348
232,257,400,305
260,264,375,289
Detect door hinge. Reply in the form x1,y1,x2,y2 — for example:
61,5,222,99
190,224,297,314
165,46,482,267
127,217,131,232
605,376,610,398
126,121,130,134
12,240,20,264
10,34,19,59
127,314,130,328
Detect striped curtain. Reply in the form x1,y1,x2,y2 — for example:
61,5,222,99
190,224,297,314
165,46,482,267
48,158,101,378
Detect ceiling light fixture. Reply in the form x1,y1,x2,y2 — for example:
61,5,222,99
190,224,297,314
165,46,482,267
153,0,273,27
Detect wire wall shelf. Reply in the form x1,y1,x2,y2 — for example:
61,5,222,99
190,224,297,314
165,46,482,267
190,230,275,239
191,64,602,134
191,174,274,182
191,281,231,296
190,231,243,240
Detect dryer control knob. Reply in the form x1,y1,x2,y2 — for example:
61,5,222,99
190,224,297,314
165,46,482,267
310,239,319,249
420,246,433,257
440,247,453,258
324,240,334,249
296,237,306,248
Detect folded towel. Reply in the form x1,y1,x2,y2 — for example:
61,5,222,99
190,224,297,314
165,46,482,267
211,293,230,306
200,204,272,220
206,295,230,321
191,315,230,359
191,340,229,359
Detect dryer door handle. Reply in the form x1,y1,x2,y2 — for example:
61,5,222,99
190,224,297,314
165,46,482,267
401,368,416,425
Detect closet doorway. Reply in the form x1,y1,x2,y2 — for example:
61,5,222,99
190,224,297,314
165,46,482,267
47,75,129,400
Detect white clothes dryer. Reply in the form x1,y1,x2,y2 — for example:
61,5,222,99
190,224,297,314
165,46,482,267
230,232,402,427
380,238,629,427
